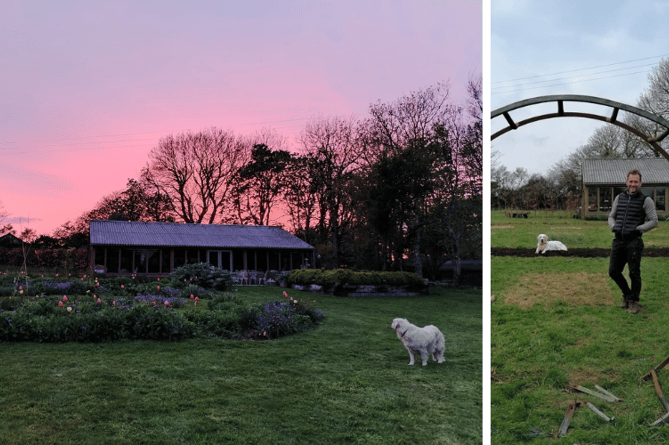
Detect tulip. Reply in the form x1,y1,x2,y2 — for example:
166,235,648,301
112,301,116,306
153,301,156,306
283,291,288,298
157,286,161,291
97,298,101,304
19,286,23,291
121,285,124,289
164,301,169,307
195,296,199,302
58,301,63,308
190,294,194,300
67,307,72,313
62,295,68,302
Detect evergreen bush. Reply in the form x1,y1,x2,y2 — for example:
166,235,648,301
168,263,232,291
285,269,424,288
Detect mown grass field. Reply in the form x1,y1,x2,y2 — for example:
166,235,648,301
0,286,481,445
491,209,669,249
492,211,669,443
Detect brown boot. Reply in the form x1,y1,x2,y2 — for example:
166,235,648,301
620,295,629,309
627,301,639,314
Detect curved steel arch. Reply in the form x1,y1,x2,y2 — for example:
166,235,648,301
491,94,669,161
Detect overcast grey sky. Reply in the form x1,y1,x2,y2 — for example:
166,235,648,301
491,0,669,175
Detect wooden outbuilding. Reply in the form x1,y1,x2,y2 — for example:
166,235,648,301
581,158,669,219
0,232,23,247
89,220,315,276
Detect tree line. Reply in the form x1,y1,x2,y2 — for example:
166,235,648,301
3,79,482,282
492,58,669,212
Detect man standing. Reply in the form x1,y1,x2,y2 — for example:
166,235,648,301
608,169,658,314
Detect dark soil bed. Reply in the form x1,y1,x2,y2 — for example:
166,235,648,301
492,247,669,257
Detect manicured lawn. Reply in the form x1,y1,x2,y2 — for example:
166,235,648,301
492,256,669,444
0,286,481,445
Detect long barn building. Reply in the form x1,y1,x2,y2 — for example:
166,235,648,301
89,220,315,276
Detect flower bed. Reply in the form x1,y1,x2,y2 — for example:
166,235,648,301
0,268,324,342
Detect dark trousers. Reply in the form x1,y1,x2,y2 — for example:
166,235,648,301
609,237,644,301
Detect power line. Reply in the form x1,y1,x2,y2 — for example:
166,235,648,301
493,69,654,95
493,53,669,85
492,63,657,92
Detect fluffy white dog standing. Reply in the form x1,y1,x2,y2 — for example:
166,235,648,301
391,318,446,366
535,233,568,254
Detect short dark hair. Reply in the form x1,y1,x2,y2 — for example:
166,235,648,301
627,169,642,181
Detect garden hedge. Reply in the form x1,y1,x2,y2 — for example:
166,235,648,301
285,269,425,288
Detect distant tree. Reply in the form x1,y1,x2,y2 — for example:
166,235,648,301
636,57,669,156
87,178,175,223
53,177,176,246
299,115,362,267
0,200,7,223
362,82,456,277
19,228,37,244
0,224,14,236
228,144,293,226
33,235,60,249
283,153,321,243
462,75,483,193
491,164,529,209
519,174,556,210
144,127,249,224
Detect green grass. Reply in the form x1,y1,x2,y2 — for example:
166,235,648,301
0,286,481,445
492,209,669,249
491,256,669,444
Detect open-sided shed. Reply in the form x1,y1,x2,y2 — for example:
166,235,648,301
581,158,669,219
89,220,315,276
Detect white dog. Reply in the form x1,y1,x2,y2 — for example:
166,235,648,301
391,318,446,366
536,234,567,254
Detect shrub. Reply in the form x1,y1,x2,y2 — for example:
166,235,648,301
168,263,232,291
239,299,324,340
285,269,425,288
178,283,209,300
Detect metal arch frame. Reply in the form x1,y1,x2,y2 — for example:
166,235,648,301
491,94,669,161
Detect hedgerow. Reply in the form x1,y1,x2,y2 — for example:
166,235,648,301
285,269,425,288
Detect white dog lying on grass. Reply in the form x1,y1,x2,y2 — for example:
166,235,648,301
391,318,446,366
535,233,568,254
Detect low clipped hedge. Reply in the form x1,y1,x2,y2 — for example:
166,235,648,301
285,269,425,288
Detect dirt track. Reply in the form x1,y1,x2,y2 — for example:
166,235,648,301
491,247,669,257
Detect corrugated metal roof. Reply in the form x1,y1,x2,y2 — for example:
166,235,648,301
582,158,669,185
90,221,314,250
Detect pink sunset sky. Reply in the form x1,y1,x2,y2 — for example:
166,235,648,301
1,0,482,236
